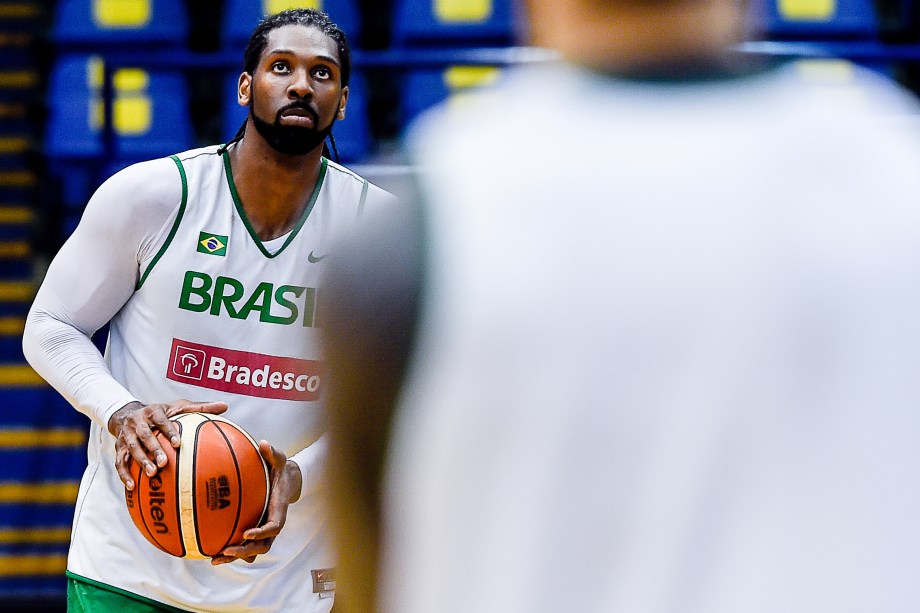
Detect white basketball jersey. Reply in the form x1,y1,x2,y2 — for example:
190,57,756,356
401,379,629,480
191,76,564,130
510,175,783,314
383,62,920,613
68,145,386,612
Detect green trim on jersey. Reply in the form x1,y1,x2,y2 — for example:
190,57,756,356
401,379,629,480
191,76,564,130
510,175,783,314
222,150,327,259
67,572,191,612
136,155,189,291
357,179,369,217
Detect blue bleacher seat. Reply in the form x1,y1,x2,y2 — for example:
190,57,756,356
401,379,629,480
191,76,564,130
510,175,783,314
221,0,361,49
400,64,504,128
45,55,194,208
751,0,879,39
110,67,193,160
222,69,372,162
331,72,372,162
46,56,194,161
52,0,188,47
45,55,104,160
392,0,519,47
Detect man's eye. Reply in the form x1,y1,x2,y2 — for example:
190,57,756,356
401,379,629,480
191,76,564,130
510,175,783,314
272,62,288,72
315,68,330,79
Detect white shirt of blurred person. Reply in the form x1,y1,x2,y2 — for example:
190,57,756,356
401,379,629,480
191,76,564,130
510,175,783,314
322,0,920,612
22,8,391,613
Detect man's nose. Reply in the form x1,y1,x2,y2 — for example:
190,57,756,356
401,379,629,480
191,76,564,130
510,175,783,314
288,69,313,98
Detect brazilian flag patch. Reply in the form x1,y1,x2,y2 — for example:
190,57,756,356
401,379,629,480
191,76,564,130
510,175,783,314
198,231,228,256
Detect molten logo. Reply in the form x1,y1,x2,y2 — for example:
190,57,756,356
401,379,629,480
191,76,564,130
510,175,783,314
148,474,170,535
167,338,322,401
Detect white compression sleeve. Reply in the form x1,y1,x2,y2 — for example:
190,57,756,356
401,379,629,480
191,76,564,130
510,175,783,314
23,156,185,429
289,433,329,501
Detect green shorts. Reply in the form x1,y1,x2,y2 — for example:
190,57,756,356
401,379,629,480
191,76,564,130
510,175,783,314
67,573,190,613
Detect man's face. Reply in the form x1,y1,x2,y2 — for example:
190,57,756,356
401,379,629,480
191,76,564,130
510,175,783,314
241,24,348,155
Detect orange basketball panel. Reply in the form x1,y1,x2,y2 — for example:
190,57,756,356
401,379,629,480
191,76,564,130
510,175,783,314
214,420,269,528
193,420,245,557
126,427,184,557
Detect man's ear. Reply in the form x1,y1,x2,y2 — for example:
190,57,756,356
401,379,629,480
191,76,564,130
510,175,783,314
238,73,252,107
337,86,349,120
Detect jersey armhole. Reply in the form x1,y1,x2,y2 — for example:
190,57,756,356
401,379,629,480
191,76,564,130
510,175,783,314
135,155,189,291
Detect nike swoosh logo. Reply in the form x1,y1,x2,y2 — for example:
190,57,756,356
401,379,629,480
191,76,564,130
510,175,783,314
308,251,328,263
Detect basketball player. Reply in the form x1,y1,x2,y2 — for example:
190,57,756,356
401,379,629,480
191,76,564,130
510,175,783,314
23,9,389,612
322,0,920,611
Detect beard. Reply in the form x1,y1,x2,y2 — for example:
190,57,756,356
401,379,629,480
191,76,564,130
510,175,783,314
249,97,335,156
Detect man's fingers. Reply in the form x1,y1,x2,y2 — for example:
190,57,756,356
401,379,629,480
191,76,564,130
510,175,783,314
123,429,157,477
114,447,135,490
167,401,228,418
149,409,181,447
244,521,282,541
217,537,274,562
211,554,259,565
134,420,168,469
258,440,282,469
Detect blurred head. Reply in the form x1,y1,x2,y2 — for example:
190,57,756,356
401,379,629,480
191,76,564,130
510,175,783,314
523,0,748,72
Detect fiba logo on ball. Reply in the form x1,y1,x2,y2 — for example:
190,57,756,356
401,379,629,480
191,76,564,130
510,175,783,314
125,413,269,559
206,475,233,510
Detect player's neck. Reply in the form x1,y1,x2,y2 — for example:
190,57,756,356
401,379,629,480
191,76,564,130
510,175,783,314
528,0,745,74
227,133,324,241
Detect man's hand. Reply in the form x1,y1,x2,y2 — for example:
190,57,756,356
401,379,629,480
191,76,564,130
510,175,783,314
211,441,302,565
108,399,228,490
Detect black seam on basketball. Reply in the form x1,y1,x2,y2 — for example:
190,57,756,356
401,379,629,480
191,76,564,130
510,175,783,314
192,419,208,557
174,420,186,557
211,421,245,556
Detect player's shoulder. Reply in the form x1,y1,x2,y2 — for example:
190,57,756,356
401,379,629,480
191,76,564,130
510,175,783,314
323,157,372,185
86,150,202,224
171,144,225,168
323,157,394,203
760,60,920,122
102,145,223,198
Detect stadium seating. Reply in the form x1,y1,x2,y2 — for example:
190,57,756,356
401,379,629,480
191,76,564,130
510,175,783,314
45,55,194,207
48,0,194,212
45,55,104,161
0,8,86,593
392,0,518,132
221,0,362,49
52,0,189,47
400,64,504,128
391,0,520,47
331,72,372,163
751,0,880,39
0,379,87,600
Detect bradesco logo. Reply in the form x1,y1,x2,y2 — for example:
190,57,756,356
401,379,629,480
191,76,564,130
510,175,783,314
167,338,321,401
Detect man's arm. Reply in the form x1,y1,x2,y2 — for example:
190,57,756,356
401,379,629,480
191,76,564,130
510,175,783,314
23,157,185,428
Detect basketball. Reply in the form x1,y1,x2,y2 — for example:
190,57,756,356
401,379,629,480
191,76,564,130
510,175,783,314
124,413,270,559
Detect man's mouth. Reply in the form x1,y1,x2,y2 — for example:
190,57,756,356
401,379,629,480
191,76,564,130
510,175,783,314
279,106,317,127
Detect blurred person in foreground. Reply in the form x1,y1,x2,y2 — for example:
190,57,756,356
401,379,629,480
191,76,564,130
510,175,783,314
23,8,390,612
322,0,920,611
